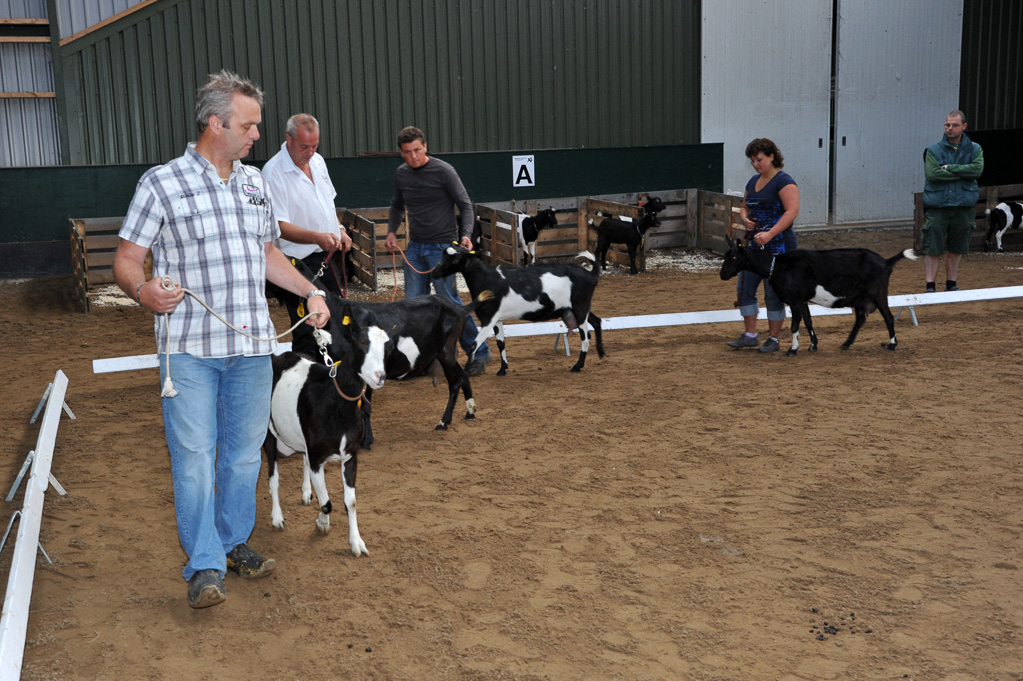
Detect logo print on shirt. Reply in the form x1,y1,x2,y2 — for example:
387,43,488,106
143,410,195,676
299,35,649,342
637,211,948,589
242,183,265,205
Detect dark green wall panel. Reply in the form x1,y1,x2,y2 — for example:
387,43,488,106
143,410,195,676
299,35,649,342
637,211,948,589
56,0,701,166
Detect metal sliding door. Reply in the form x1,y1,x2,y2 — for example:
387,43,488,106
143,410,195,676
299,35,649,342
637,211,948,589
832,0,963,223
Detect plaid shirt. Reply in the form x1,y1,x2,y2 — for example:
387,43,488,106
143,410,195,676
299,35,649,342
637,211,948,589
120,144,281,357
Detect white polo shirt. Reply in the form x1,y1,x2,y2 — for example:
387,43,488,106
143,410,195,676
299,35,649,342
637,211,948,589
262,142,342,259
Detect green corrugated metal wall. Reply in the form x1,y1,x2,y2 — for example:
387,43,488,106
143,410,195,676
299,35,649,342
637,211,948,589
960,0,1023,130
57,0,701,165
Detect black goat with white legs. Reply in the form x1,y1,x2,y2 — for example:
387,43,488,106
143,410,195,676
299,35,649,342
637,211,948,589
518,207,558,265
719,238,919,355
269,260,479,443
431,245,605,374
591,211,662,274
264,316,388,557
983,201,1023,252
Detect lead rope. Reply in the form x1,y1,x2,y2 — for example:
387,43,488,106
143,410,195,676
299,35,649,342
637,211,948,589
389,243,436,302
158,275,323,398
313,326,366,404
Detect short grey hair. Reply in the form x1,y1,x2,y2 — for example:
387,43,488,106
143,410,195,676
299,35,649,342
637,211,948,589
195,70,265,134
285,113,319,137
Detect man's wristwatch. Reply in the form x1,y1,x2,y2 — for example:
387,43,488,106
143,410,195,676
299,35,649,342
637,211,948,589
305,289,326,300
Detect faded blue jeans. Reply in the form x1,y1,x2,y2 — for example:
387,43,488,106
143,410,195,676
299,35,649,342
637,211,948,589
403,240,490,360
160,353,271,582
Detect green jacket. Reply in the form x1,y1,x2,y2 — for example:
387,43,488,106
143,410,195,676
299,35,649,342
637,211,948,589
922,133,984,208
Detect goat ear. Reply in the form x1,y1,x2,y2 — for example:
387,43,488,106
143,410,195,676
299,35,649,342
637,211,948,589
725,235,734,249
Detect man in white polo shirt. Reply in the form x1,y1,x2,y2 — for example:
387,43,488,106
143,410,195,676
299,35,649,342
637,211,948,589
262,113,352,293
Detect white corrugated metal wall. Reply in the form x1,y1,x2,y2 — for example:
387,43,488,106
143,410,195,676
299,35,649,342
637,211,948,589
701,0,833,226
0,0,58,166
703,0,963,227
832,0,962,223
53,0,144,39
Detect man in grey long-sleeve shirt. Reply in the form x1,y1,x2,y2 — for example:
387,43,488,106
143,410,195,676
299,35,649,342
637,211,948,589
385,126,491,375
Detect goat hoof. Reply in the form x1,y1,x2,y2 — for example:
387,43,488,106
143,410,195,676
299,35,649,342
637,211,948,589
301,494,313,506
884,343,897,351
435,422,449,431
840,344,851,352
496,368,507,376
785,349,797,357
570,365,583,373
464,411,475,420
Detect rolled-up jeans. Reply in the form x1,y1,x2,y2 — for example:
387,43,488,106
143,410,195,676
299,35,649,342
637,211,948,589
402,240,491,360
736,270,787,322
160,353,271,581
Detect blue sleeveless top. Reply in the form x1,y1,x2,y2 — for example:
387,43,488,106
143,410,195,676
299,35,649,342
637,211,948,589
745,171,797,254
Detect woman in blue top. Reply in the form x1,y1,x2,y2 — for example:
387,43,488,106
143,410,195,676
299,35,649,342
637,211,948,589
726,138,800,353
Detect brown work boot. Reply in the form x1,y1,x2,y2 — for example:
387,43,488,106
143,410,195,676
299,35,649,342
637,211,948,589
225,543,277,579
187,569,226,609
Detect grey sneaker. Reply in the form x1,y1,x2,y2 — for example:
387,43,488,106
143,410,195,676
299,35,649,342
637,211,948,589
924,283,936,293
466,356,489,376
758,338,780,353
226,543,277,579
946,284,960,292
727,334,760,348
187,569,226,609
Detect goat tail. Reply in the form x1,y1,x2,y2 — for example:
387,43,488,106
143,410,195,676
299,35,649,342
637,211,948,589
986,208,992,216
575,250,598,273
888,248,920,270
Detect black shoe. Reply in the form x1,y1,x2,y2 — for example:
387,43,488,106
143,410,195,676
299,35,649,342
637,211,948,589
946,282,960,292
226,543,277,579
187,569,226,609
466,356,489,376
726,333,760,348
924,283,936,293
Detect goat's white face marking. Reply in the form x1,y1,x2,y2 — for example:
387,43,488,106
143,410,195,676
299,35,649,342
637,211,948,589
397,335,421,369
359,326,389,389
810,285,841,308
446,246,458,255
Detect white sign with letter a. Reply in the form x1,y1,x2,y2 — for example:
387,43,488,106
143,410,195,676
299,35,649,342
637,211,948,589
512,155,535,187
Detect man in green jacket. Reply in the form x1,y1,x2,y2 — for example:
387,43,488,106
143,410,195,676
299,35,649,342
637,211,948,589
921,110,984,293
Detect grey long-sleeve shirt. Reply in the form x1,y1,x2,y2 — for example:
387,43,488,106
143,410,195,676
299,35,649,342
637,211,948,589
387,157,474,243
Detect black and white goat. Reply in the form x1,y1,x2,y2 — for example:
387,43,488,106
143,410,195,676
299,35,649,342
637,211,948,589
518,207,558,265
271,261,478,443
718,238,918,355
431,245,604,374
591,207,662,274
264,316,388,557
983,201,1023,252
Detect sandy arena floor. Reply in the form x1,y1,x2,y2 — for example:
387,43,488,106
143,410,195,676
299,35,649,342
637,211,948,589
1,226,1021,681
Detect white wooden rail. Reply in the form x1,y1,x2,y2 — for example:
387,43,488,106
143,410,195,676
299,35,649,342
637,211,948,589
92,286,1023,374
0,371,69,681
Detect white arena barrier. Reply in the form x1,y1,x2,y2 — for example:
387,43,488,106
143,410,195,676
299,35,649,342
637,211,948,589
92,286,1023,374
0,370,69,681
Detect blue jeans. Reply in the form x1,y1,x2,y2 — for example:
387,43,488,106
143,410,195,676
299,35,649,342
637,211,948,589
403,240,490,360
736,270,786,321
160,353,272,581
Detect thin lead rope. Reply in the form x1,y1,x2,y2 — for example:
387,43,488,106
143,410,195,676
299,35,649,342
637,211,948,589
158,275,322,398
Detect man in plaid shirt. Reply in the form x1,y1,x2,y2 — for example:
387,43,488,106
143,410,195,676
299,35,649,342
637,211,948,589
114,70,329,609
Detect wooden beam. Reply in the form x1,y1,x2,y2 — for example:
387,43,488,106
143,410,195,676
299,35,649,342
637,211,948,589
0,92,56,99
0,18,49,25
0,36,49,42
59,0,162,46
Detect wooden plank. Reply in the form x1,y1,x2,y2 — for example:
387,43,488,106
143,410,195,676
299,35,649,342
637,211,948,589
0,92,56,99
0,18,49,25
0,36,49,42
